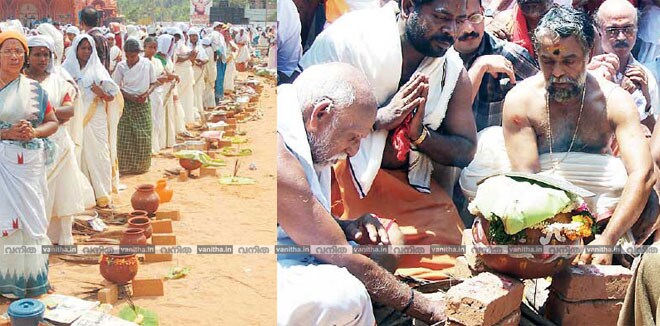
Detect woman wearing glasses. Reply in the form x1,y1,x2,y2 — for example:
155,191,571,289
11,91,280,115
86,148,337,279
0,30,58,299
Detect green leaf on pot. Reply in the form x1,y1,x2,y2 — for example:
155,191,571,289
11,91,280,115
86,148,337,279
470,175,576,235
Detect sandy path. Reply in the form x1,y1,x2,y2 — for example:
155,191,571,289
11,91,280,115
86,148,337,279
1,72,277,325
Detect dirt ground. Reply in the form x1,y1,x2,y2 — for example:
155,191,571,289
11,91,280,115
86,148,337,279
1,72,277,325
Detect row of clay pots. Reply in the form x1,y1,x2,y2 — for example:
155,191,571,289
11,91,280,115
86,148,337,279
100,211,154,284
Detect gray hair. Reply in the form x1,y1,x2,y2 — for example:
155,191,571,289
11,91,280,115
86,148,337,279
532,6,595,56
124,38,141,53
293,63,376,125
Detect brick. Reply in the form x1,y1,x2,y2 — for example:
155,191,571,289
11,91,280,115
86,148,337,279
544,292,623,326
151,219,173,233
461,229,487,273
446,309,520,326
450,256,476,280
550,264,632,301
200,166,218,177
155,204,181,221
151,234,177,245
144,253,173,262
97,283,118,304
445,272,524,326
131,277,164,297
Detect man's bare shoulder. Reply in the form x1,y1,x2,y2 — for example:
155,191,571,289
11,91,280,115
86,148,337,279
504,74,545,112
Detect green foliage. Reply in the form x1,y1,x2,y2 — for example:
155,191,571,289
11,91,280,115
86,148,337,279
117,0,192,23
488,214,526,245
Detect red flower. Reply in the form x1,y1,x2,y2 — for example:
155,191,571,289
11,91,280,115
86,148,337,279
17,153,24,165
12,218,18,229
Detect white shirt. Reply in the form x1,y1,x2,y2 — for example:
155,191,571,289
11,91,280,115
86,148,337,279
277,0,302,76
109,45,121,71
112,56,157,95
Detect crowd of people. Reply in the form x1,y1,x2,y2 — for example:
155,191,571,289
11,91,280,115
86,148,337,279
277,0,660,324
0,6,274,300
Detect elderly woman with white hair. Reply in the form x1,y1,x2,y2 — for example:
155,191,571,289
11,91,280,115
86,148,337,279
24,34,95,245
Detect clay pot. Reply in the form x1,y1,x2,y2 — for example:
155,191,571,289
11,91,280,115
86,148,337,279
471,215,579,279
99,254,139,284
236,62,247,72
179,158,203,171
128,216,153,239
131,184,160,214
129,210,148,219
155,179,173,203
120,228,147,245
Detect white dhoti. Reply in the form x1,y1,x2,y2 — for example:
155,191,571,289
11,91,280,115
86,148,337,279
277,261,375,326
0,142,51,298
174,61,196,123
46,128,95,244
80,103,115,207
150,87,165,153
460,126,627,219
173,86,188,134
224,59,236,92
192,65,206,118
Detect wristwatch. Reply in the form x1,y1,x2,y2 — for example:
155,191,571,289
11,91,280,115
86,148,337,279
484,8,496,18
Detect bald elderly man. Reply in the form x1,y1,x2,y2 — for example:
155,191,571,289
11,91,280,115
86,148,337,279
588,0,660,131
278,63,445,325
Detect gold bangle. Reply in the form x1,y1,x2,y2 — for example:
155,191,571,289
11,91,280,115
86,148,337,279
412,127,428,146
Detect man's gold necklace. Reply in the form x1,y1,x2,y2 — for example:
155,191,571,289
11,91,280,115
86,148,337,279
546,86,586,170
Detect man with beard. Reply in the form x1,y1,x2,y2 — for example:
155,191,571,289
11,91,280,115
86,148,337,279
278,63,446,325
454,0,539,131
298,0,476,280
588,0,659,131
487,0,554,59
462,6,659,265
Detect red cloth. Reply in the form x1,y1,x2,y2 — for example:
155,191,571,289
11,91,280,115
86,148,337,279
45,101,53,115
511,4,535,59
61,93,71,105
392,113,412,161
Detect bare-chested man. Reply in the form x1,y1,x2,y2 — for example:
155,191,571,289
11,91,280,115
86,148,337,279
462,5,658,265
504,6,658,264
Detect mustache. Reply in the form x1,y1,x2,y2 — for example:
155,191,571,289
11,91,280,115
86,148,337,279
458,31,479,41
614,40,629,48
549,76,578,85
432,33,455,46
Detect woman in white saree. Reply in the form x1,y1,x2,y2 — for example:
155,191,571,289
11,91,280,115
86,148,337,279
25,35,95,245
0,30,58,298
62,34,123,208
